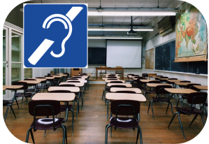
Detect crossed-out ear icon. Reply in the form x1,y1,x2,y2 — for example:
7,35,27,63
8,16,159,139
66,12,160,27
28,7,83,65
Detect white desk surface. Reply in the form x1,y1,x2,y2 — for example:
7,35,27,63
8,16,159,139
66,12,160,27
32,93,75,102
106,93,146,102
59,82,84,87
48,86,80,92
107,83,132,88
67,80,87,83
110,88,142,93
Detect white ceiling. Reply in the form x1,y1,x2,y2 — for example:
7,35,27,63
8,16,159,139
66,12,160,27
32,0,182,36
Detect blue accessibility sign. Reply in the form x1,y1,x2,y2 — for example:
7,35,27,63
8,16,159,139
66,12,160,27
24,4,87,68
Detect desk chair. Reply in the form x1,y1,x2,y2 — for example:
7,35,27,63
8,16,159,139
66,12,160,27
105,100,143,144
49,90,74,135
26,100,67,144
24,79,40,94
58,84,81,117
36,77,47,92
3,100,16,121
168,92,207,140
147,85,173,120
177,84,201,107
12,82,33,107
142,73,148,79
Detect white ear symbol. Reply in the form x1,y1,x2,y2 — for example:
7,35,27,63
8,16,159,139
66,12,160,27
28,7,83,65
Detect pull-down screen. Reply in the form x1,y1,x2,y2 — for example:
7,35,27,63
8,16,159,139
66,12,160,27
106,40,141,68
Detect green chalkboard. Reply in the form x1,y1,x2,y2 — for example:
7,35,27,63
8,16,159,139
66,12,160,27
155,40,207,74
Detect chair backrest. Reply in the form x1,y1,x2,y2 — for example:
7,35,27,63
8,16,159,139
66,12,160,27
111,100,140,116
80,73,87,76
67,78,78,80
155,85,172,95
180,80,191,83
187,92,207,105
156,75,163,77
185,84,201,90
12,81,28,90
115,91,136,93
24,78,36,81
168,78,178,80
147,81,160,84
109,81,123,83
107,77,117,79
73,76,82,79
49,90,72,93
36,77,45,79
161,76,168,78
45,75,53,77
29,100,60,116
142,73,148,78
29,100,60,131
67,81,80,83
59,84,76,87
110,85,127,88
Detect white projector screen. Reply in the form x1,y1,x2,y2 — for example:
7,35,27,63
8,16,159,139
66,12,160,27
107,40,142,68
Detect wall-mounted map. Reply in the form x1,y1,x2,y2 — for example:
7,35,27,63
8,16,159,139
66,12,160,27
145,48,154,69
175,2,207,62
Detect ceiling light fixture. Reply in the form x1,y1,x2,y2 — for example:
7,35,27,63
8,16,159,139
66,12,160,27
88,8,177,16
88,36,143,39
88,27,154,31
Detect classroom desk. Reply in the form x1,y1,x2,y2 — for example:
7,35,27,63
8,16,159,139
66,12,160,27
105,92,146,119
48,86,80,92
32,93,75,124
167,80,182,83
59,82,84,87
106,93,146,102
96,67,124,79
164,88,197,94
71,77,86,80
27,78,47,82
19,80,41,85
45,76,55,80
105,80,125,83
147,83,171,88
175,82,198,87
110,88,142,93
3,85,23,91
193,85,208,90
67,80,87,83
158,77,169,81
107,83,132,88
140,79,158,83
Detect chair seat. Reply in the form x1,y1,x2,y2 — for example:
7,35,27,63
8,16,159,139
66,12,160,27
3,100,12,106
15,92,32,97
152,97,169,102
110,117,138,129
175,107,202,115
60,105,73,112
31,118,64,130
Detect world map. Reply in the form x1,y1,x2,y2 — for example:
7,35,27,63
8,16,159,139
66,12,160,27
175,3,207,58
